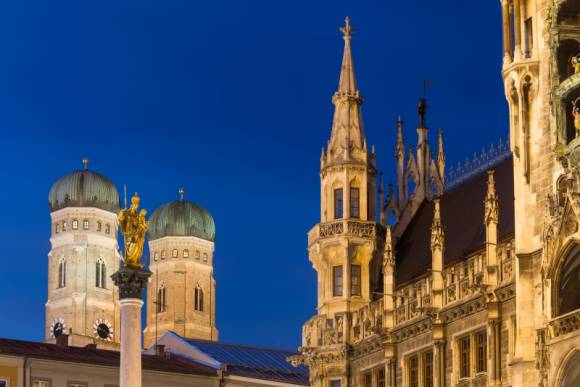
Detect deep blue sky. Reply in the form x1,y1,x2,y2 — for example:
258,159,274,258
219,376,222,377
0,0,507,350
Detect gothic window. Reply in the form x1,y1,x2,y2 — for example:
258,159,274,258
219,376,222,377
62,221,67,231
183,249,189,258
172,249,178,258
476,331,487,373
105,224,110,234
424,351,433,387
332,266,343,297
157,286,166,313
350,187,360,218
96,221,102,232
96,258,106,289
83,219,89,230
408,355,418,387
556,248,580,316
351,265,361,296
55,223,60,233
334,188,343,219
459,336,471,378
161,250,166,259
203,253,208,262
72,219,78,230
153,251,158,261
194,286,204,312
58,258,66,288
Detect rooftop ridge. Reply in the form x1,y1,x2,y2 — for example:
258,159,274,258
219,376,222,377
184,337,301,355
445,137,511,190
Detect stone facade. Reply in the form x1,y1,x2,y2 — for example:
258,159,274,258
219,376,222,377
294,4,580,387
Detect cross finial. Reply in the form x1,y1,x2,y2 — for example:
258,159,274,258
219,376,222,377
340,16,353,40
178,187,185,201
82,157,89,170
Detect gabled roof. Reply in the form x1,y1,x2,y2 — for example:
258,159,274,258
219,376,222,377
0,337,217,377
395,157,514,285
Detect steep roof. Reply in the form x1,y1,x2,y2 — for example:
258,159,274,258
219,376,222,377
0,337,217,377
183,338,309,385
395,157,514,285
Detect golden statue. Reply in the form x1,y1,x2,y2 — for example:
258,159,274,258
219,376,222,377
118,193,148,268
573,97,580,135
572,54,580,74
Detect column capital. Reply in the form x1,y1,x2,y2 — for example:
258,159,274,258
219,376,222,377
112,267,152,300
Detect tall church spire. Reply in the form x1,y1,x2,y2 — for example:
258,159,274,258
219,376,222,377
327,17,366,161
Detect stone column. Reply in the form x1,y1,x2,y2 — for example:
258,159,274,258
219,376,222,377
513,0,522,58
501,0,512,62
112,267,152,387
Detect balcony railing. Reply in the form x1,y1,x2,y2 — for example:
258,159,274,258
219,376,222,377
550,309,580,338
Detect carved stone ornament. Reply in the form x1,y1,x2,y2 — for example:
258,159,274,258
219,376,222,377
111,266,152,300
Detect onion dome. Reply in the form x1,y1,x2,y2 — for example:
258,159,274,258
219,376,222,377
148,188,216,242
48,158,120,213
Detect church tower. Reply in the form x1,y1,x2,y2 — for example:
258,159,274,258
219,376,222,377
500,1,580,385
46,158,121,349
143,188,218,348
303,17,383,387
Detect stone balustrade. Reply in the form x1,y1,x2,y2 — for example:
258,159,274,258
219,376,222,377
308,220,385,246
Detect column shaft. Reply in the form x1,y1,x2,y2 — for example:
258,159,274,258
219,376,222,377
120,298,144,387
501,0,512,61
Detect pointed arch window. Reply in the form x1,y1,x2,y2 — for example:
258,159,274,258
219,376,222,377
58,258,66,288
157,285,167,313
96,258,106,288
194,286,204,312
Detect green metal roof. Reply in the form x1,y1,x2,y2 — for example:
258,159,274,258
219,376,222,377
48,169,120,213
148,199,215,242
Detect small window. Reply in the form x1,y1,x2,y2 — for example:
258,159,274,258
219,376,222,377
476,331,487,373
172,249,178,258
363,373,371,387
157,286,166,313
194,286,204,312
183,249,189,258
32,380,51,387
460,336,471,378
409,355,418,387
105,224,110,234
55,223,60,233
377,369,385,387
350,187,360,218
96,258,106,289
83,219,89,230
58,258,66,289
62,221,67,231
330,380,341,387
196,250,200,260
524,17,533,58
334,188,343,219
333,266,343,297
351,265,361,296
0,378,9,387
96,221,102,232
161,250,166,259
424,351,433,387
72,219,78,230
153,252,158,261
203,253,208,262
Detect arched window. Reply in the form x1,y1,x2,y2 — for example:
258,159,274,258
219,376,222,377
72,219,78,230
194,286,204,312
83,219,89,230
157,286,166,313
96,258,106,289
57,258,66,288
350,186,360,218
183,249,189,258
172,249,178,258
334,188,343,219
96,221,102,232
105,224,111,234
203,253,208,263
196,250,200,260
62,221,67,231
55,223,60,234
556,248,580,316
161,250,166,259
153,251,158,261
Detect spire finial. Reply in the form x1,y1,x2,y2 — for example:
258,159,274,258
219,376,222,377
418,98,427,128
82,157,89,170
340,16,353,40
178,187,185,201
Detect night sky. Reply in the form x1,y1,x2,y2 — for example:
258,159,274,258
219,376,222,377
0,0,508,350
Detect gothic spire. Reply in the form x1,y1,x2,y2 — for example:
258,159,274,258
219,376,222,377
327,17,366,161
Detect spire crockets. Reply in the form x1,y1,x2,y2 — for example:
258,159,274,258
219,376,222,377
327,16,366,162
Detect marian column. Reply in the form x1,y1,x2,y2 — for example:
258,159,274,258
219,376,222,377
112,193,151,387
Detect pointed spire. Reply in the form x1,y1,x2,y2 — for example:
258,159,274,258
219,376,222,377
383,225,394,267
485,170,499,224
431,199,444,251
437,128,446,185
396,116,405,159
337,16,358,96
418,98,428,128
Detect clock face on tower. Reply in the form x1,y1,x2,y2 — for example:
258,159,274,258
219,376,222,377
93,318,113,341
50,317,66,338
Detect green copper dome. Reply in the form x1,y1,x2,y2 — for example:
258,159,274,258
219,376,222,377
148,189,215,242
48,158,120,213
